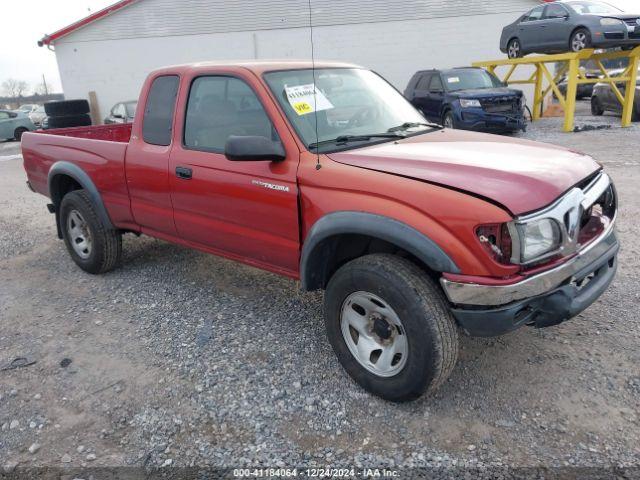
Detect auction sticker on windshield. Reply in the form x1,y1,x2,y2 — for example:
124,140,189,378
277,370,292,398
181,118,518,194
285,84,334,116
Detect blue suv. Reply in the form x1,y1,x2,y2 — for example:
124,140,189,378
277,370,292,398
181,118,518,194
404,67,526,133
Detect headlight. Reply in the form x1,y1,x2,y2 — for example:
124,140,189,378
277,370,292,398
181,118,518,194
510,219,562,264
600,18,623,26
460,99,481,108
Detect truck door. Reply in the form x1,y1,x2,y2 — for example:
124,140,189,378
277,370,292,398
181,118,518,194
168,72,301,276
125,74,180,236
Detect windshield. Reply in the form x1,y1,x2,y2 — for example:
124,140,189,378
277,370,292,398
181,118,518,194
264,68,430,152
442,70,503,91
567,1,622,14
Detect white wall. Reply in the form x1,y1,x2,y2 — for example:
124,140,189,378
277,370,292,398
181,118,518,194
54,11,530,120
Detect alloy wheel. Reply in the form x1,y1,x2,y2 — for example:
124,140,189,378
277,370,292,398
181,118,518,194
572,32,587,52
508,40,521,59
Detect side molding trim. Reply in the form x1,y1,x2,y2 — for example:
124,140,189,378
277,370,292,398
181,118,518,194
300,211,460,291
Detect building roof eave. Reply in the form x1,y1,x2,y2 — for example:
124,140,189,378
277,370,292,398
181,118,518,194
37,0,140,47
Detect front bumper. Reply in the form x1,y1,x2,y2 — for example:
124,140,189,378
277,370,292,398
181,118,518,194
441,227,618,337
456,108,526,132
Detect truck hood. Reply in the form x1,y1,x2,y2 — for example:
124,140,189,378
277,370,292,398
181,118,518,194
327,129,600,215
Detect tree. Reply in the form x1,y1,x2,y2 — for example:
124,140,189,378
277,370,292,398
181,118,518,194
1,78,29,99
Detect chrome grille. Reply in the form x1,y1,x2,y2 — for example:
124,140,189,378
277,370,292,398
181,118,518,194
509,172,616,265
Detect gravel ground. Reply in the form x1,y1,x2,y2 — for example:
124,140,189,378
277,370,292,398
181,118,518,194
1,102,639,478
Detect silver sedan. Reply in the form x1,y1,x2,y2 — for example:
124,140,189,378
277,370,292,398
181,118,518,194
500,1,640,58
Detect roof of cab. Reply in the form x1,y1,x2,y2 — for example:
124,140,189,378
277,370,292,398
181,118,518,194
149,60,363,76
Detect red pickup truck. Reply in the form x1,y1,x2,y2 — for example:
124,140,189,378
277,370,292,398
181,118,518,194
22,61,618,401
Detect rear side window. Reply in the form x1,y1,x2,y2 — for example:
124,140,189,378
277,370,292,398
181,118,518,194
523,6,544,21
415,74,432,91
143,75,179,146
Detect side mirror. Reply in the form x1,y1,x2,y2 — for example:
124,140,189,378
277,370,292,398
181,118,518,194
225,135,286,162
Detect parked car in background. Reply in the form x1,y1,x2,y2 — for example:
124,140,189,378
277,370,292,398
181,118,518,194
501,1,640,58
591,67,640,120
104,100,137,124
15,104,39,115
29,105,47,127
22,61,618,401
0,110,35,141
405,67,526,133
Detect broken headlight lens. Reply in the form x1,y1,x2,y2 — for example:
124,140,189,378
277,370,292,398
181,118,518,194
516,218,562,264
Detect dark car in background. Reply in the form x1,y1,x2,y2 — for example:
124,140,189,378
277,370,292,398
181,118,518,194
404,67,526,133
591,67,640,120
501,1,640,59
104,100,137,124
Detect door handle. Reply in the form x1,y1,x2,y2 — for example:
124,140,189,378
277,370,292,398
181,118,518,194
175,166,192,180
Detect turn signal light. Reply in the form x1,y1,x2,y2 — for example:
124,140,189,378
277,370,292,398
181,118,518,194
476,224,512,265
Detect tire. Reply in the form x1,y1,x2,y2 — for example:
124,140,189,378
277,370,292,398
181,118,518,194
591,96,604,116
442,110,455,129
44,99,90,117
507,38,522,59
13,127,28,141
47,114,92,129
570,28,591,52
59,190,122,274
324,254,459,402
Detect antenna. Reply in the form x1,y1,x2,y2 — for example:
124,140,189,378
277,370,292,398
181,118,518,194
307,0,321,170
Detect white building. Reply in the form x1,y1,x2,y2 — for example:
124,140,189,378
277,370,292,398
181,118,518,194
40,0,539,120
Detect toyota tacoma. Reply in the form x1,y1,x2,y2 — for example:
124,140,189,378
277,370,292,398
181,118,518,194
21,61,618,402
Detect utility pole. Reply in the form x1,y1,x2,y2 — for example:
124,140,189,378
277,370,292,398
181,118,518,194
42,74,49,96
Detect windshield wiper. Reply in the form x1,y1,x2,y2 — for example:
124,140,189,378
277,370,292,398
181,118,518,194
309,133,405,150
387,122,443,133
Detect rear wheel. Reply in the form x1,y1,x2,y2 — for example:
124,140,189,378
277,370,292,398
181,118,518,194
60,190,122,274
507,38,522,59
570,29,591,52
13,127,28,141
324,254,459,402
591,96,604,116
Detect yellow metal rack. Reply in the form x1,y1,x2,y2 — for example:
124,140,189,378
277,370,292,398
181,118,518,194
473,46,640,132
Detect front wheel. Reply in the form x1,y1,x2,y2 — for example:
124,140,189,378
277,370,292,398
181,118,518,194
442,110,455,129
570,29,591,52
60,190,122,274
324,254,459,402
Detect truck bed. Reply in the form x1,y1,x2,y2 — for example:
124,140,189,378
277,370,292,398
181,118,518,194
22,123,134,228
35,123,132,142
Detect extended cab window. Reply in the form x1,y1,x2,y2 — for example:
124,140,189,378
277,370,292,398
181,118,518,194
142,75,179,146
184,76,278,153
